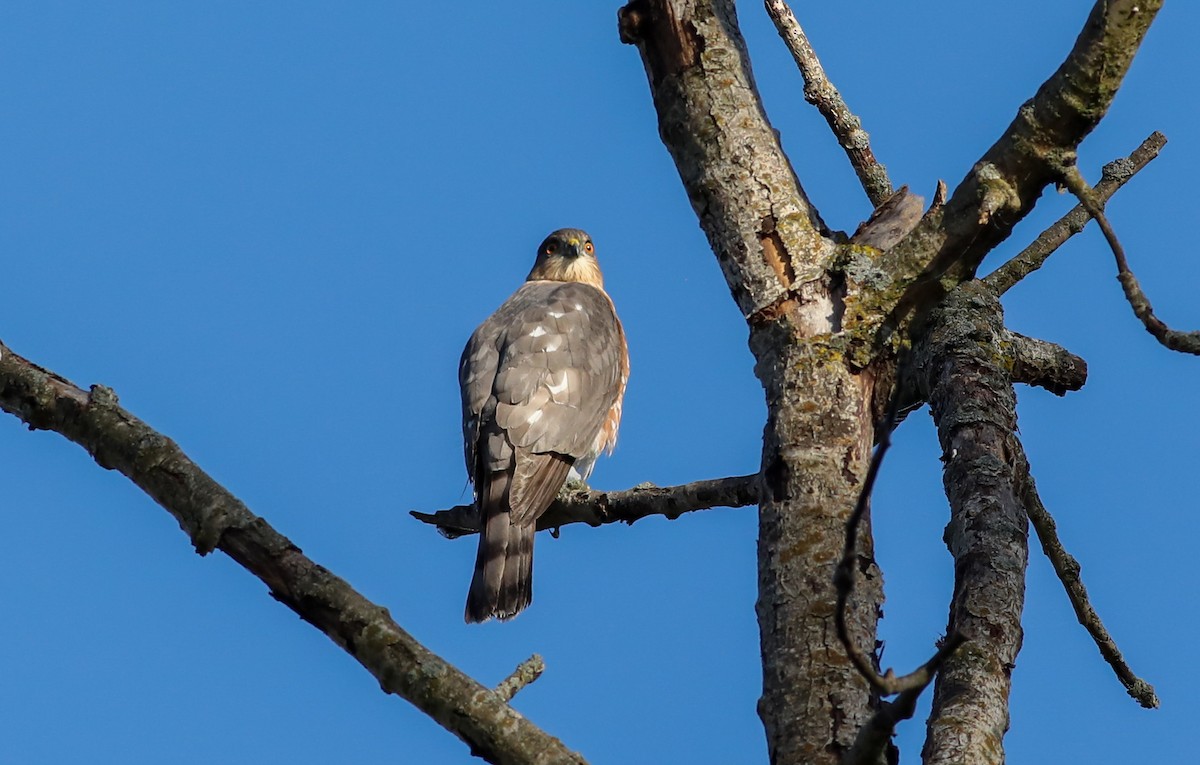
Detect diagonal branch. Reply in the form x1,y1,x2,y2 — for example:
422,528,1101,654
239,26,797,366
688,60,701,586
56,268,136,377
765,0,893,206
412,475,759,538
857,0,1162,343
1016,452,1159,709
618,0,832,320
0,340,586,765
1056,165,1200,355
985,132,1167,294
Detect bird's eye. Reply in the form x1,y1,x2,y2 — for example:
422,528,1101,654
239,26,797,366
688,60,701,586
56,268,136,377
544,244,555,255
584,241,594,254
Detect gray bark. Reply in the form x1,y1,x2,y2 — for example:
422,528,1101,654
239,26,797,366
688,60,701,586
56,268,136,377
913,283,1029,765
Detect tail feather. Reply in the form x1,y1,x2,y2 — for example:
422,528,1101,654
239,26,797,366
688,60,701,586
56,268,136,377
465,471,535,622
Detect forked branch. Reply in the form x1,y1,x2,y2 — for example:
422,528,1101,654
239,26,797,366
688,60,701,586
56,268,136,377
986,132,1167,294
1057,164,1200,355
834,357,964,764
870,0,1162,330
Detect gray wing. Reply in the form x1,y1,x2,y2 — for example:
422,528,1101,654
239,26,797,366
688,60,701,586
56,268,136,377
459,281,624,521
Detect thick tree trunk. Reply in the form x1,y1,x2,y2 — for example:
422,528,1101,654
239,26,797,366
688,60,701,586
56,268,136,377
619,3,882,762
753,327,881,765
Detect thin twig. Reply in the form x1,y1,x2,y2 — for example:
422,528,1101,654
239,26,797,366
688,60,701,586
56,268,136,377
985,132,1166,294
1057,163,1200,355
1016,452,1159,708
765,0,892,206
411,475,759,538
493,655,546,703
834,357,965,696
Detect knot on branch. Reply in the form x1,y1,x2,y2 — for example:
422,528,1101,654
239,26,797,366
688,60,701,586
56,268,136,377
975,163,1021,225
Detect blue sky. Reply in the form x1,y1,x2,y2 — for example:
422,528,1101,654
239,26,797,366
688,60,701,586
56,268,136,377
1,2,1197,763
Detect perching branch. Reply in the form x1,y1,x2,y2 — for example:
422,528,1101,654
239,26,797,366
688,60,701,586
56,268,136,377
412,475,758,538
985,132,1166,294
0,340,585,765
1015,452,1159,709
765,0,892,206
835,360,965,698
1056,164,1200,355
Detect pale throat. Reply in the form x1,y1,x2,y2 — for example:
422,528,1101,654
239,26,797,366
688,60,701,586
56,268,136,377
527,256,604,289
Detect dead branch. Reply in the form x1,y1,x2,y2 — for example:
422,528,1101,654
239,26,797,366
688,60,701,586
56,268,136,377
765,0,892,206
618,0,830,321
871,0,1161,329
985,132,1166,294
412,475,759,538
620,4,886,761
0,340,585,765
1056,164,1200,355
1016,453,1159,708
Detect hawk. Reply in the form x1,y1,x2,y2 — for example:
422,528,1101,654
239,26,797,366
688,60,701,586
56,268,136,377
459,228,628,622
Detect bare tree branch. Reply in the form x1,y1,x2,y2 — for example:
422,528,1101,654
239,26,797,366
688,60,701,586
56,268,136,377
764,0,892,206
853,0,1162,349
1016,453,1159,709
985,132,1167,294
1057,164,1200,355
915,282,1030,765
849,186,925,251
412,475,758,538
0,341,586,765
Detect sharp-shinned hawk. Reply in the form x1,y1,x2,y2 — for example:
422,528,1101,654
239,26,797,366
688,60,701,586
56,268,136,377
459,228,628,622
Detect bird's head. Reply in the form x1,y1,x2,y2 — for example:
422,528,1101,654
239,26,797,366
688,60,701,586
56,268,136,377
527,228,603,288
